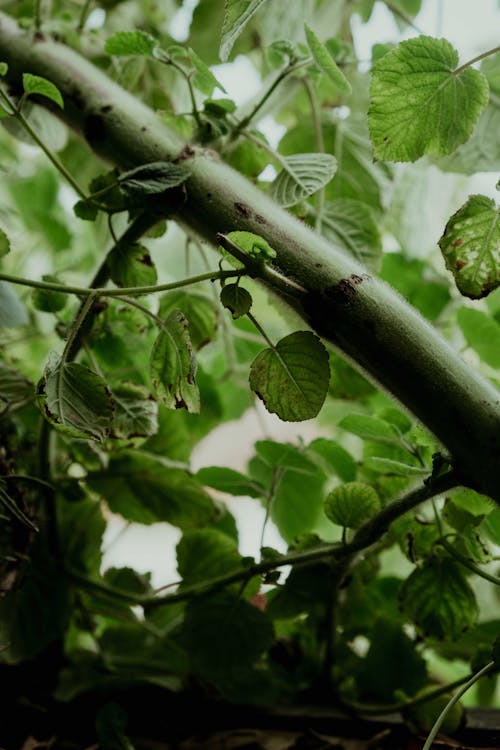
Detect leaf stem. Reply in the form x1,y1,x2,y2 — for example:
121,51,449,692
62,291,98,363
382,0,424,33
77,0,93,31
33,0,42,30
422,661,497,750
246,311,275,349
437,535,500,586
454,44,500,75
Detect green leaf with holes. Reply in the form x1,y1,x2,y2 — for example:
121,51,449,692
105,30,157,56
325,482,380,529
220,0,270,61
271,154,337,207
110,382,158,439
150,310,200,413
369,36,489,162
304,24,351,94
23,73,64,109
439,195,500,299
249,331,330,422
399,557,478,640
159,291,218,350
321,199,382,271
38,356,113,441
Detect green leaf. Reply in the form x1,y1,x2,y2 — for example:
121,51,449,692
158,291,218,350
339,413,401,445
457,308,500,367
450,488,494,517
220,283,252,318
183,592,274,681
110,383,158,439
150,310,200,413
87,452,215,528
58,495,106,576
105,30,157,56
0,227,10,257
107,243,157,289
0,62,8,76
304,24,351,94
0,361,34,409
220,0,270,61
31,275,67,313
380,253,450,321
188,48,226,95
271,153,337,207
321,199,382,271
177,528,242,585
307,438,357,482
369,36,489,162
364,457,428,476
38,356,113,441
22,73,64,109
325,482,380,529
197,466,263,497
119,161,191,196
249,331,330,422
399,557,479,640
436,103,500,175
224,231,277,261
439,195,500,299
0,282,28,327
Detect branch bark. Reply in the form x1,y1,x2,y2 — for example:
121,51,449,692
0,15,499,502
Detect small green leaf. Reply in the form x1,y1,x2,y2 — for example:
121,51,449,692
107,243,157,289
325,482,380,529
321,199,382,271
22,73,64,109
339,413,401,445
110,382,158,439
369,36,489,162
450,488,493,517
220,0,270,61
439,195,500,299
225,231,277,261
188,48,226,95
271,153,337,207
119,161,191,196
307,438,357,482
38,356,112,441
0,62,8,76
220,283,252,318
159,291,218,350
177,528,242,585
197,466,263,497
249,331,330,422
87,452,215,528
399,557,478,640
304,24,351,94
150,310,200,413
457,307,500,367
73,199,98,221
31,275,67,313
0,227,10,258
105,30,157,56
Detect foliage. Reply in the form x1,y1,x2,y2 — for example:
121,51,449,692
0,0,499,746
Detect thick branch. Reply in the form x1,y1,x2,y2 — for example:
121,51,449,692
0,15,499,502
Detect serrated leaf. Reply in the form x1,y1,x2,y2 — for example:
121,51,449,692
197,466,263,497
22,73,64,109
0,361,33,409
369,36,489,162
457,308,500,367
321,199,382,271
150,310,200,413
399,557,478,640
107,243,157,289
325,482,380,529
188,48,226,95
0,282,28,327
220,0,270,61
105,30,157,56
220,283,252,318
339,413,401,445
271,153,337,208
38,356,112,441
110,383,158,439
249,331,330,422
119,161,190,196
304,24,351,94
159,291,218,350
177,528,242,585
31,275,67,313
87,452,215,528
439,195,500,299
436,103,500,175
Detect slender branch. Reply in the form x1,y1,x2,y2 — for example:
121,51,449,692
438,535,500,586
246,311,275,349
382,0,424,33
33,0,42,30
77,0,93,31
454,44,500,75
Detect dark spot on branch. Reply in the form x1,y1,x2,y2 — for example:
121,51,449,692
100,104,113,113
323,273,371,305
255,214,267,225
234,201,251,218
175,144,195,162
141,126,147,132
33,31,46,42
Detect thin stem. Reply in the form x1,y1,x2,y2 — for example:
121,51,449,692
246,311,275,349
4,474,54,491
438,535,500,586
455,44,500,76
33,0,42,29
0,269,241,298
382,0,424,33
259,467,282,551
62,292,98,363
113,295,164,327
302,76,326,232
422,662,496,750
0,88,86,198
232,57,312,137
162,58,202,129
77,0,93,31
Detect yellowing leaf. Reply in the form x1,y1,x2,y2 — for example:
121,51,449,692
150,310,200,413
369,36,489,162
